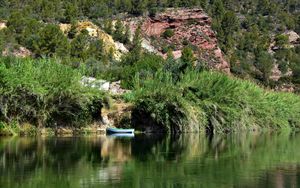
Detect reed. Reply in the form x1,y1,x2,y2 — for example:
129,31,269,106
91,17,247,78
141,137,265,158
129,70,300,133
0,57,104,129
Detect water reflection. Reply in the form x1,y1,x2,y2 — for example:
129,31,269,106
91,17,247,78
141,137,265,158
0,132,300,188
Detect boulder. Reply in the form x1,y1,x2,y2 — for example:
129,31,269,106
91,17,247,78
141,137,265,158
284,31,300,44
0,21,7,30
115,42,129,53
80,76,110,91
2,46,32,58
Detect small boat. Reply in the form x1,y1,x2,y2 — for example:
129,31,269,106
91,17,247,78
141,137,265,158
108,133,135,138
106,127,135,134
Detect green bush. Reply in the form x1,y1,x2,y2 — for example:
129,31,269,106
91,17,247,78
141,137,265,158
120,53,164,89
0,57,104,128
162,29,174,38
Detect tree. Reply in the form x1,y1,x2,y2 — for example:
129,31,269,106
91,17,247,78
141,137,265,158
103,19,113,35
131,0,148,15
7,11,26,34
127,23,143,64
113,19,125,42
255,51,273,84
33,24,70,57
221,11,238,37
70,30,90,60
211,0,225,21
162,29,174,38
181,47,194,63
88,39,104,61
68,22,78,39
124,24,131,44
64,2,78,23
19,19,43,50
275,34,289,49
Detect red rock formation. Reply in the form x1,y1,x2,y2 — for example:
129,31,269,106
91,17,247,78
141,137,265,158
131,8,230,73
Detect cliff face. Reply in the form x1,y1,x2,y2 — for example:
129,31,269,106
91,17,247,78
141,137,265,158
137,8,230,73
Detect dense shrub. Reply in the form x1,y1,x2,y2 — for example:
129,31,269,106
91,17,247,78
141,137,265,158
128,69,300,133
0,57,103,128
162,29,174,38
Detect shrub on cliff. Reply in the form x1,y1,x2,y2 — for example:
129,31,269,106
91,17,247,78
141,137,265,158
0,57,103,128
162,29,174,39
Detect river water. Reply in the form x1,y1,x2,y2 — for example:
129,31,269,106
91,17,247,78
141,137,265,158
1,132,300,188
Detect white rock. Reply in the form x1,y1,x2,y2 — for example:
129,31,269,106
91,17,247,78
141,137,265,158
284,31,300,44
80,76,110,91
115,42,129,53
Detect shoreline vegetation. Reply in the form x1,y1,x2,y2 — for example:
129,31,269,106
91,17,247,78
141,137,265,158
128,70,300,133
0,1,299,136
1,57,300,136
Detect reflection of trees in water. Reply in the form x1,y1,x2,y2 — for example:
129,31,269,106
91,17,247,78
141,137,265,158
1,132,300,187
0,136,132,187
242,165,300,188
131,133,208,161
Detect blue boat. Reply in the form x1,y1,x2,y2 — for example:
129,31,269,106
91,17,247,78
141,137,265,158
108,133,135,138
106,127,135,134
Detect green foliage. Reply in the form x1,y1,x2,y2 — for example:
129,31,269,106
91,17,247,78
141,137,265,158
121,53,165,88
129,69,300,133
124,24,131,44
70,30,90,60
124,24,143,65
68,22,78,39
275,34,289,49
64,2,78,23
162,29,174,38
88,39,104,61
103,19,113,35
181,47,194,63
113,19,125,42
0,57,103,128
254,51,273,84
33,24,70,58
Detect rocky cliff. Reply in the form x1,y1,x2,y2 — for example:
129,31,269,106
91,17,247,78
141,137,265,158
60,21,124,61
128,8,230,73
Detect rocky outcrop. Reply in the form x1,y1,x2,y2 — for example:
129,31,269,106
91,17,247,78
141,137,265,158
80,76,129,95
128,8,230,73
0,20,7,30
59,21,126,61
2,46,32,58
284,31,300,45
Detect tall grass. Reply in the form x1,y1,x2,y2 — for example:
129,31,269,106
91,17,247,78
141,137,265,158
0,57,103,129
129,70,300,133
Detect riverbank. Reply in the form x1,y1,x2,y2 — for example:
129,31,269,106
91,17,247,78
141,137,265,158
0,122,109,136
127,70,300,133
1,57,300,135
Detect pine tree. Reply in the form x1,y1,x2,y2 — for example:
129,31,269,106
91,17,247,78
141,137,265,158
211,0,225,21
68,22,78,39
70,30,90,60
114,19,125,42
64,3,78,23
104,19,113,35
124,24,131,44
88,39,104,61
33,24,70,57
131,24,143,60
181,46,194,63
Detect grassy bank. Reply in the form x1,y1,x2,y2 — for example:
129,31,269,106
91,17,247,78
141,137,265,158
128,70,300,133
0,57,104,135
